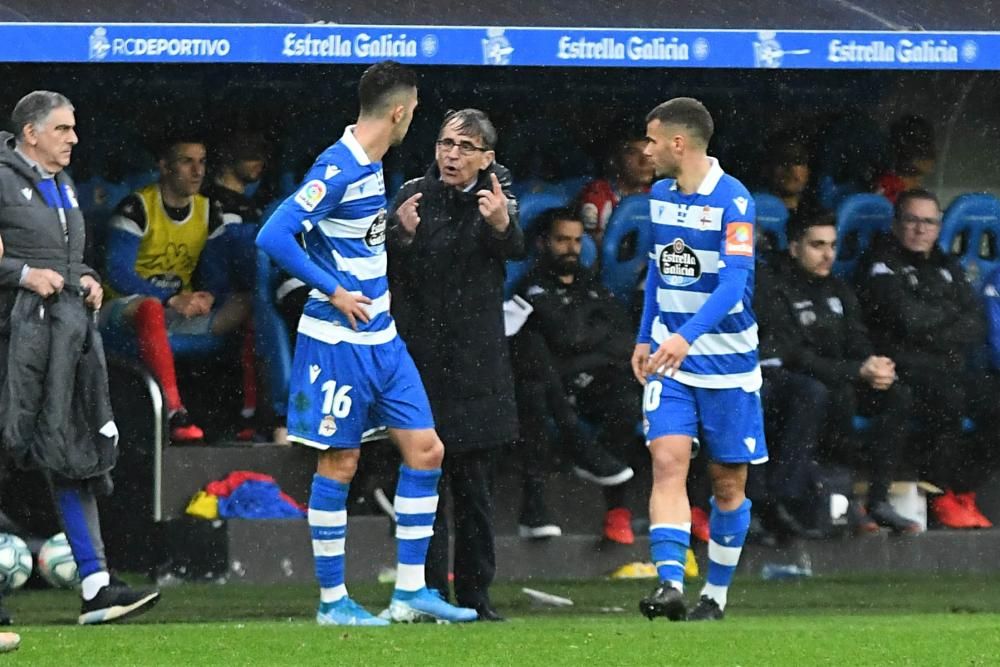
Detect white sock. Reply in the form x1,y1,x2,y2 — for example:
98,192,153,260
81,571,110,601
701,583,728,610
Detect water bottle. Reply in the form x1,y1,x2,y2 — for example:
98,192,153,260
761,563,813,581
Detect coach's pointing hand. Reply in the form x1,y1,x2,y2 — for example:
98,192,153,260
330,286,372,331
396,192,422,240
477,173,510,233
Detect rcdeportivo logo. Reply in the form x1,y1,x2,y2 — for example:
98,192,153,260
365,210,387,247
658,238,701,287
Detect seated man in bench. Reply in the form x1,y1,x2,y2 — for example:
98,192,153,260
103,134,251,443
756,211,920,534
856,189,994,529
510,208,638,543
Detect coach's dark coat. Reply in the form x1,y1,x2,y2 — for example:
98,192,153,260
388,162,524,451
0,132,117,480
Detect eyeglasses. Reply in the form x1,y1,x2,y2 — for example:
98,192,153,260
899,214,941,228
436,138,489,155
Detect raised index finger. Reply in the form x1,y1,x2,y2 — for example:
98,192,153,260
491,172,502,195
404,192,422,208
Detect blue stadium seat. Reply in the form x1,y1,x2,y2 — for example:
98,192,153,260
600,194,652,304
939,193,1000,288
254,247,293,418
753,192,790,251
517,191,573,239
833,194,893,278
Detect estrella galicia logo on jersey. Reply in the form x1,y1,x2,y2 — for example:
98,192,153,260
295,179,327,212
658,238,702,287
365,209,388,247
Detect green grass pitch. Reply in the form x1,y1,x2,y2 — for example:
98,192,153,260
4,574,1000,665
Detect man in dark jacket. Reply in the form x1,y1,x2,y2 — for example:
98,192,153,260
855,189,994,529
510,208,637,543
757,212,919,534
0,91,159,624
387,109,524,621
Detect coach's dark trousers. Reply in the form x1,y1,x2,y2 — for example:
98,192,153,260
425,448,496,609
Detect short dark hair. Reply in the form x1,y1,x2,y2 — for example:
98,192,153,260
645,97,714,146
787,210,836,243
439,109,497,150
217,131,268,165
358,60,418,117
535,207,582,239
11,90,73,140
156,131,206,162
894,188,940,222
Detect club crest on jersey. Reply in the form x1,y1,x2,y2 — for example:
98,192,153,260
319,415,337,437
294,179,327,212
365,209,388,247
658,238,702,287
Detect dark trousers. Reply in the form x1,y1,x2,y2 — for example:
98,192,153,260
823,381,913,506
757,368,827,504
897,362,998,492
425,448,496,608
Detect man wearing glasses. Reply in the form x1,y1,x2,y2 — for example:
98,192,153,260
856,188,993,529
388,108,524,621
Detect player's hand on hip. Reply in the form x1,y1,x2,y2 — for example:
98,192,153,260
631,343,651,385
477,173,510,232
329,286,372,330
396,192,422,239
23,268,64,297
80,275,103,310
645,334,690,379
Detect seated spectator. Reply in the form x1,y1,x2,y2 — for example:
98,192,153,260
203,131,270,441
577,135,654,245
875,115,936,204
757,212,919,534
103,134,252,443
510,208,638,543
763,134,823,219
856,189,995,528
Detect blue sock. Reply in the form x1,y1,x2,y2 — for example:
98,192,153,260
702,497,752,610
308,474,350,606
392,465,441,599
54,486,105,579
649,522,690,591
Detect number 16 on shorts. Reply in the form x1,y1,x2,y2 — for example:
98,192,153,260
318,380,353,437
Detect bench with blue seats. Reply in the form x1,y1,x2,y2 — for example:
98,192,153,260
600,194,652,305
939,193,1000,289
753,192,790,252
833,193,893,278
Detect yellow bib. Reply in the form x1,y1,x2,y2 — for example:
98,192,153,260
131,184,210,294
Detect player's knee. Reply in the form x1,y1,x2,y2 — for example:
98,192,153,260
650,448,687,485
317,448,361,483
420,436,444,468
712,478,746,508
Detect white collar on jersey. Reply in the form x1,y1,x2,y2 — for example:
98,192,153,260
341,125,371,166
669,156,724,195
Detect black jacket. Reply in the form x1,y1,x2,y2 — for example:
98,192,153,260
756,256,872,386
514,262,634,381
854,233,985,370
0,136,116,479
387,162,525,450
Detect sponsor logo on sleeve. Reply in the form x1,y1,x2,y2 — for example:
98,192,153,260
294,180,327,212
724,222,754,257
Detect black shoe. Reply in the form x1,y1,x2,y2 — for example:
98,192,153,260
688,595,724,621
572,440,634,487
474,603,506,622
639,585,687,621
79,581,160,625
869,501,921,535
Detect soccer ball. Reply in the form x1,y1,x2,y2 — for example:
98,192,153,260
0,533,32,592
38,533,79,589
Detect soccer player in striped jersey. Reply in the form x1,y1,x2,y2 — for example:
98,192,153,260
256,61,477,626
633,98,768,622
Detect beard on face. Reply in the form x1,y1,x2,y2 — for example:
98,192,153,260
547,253,580,276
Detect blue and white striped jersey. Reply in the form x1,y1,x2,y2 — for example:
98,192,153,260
263,126,394,346
641,157,761,390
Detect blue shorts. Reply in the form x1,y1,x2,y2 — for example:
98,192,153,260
286,334,434,450
643,375,768,465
